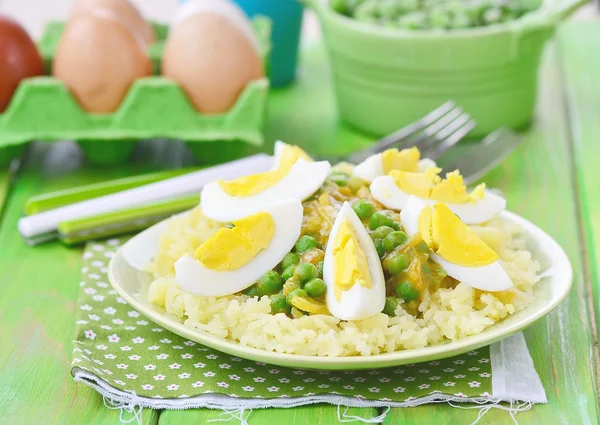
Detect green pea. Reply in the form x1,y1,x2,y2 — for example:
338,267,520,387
353,0,378,21
387,253,410,275
435,267,448,279
257,270,284,295
378,0,402,18
375,240,386,259
383,231,408,252
368,212,394,230
348,176,366,193
398,0,419,12
270,294,291,314
352,199,376,220
429,8,451,29
316,261,324,276
446,0,466,13
281,252,300,270
390,222,401,231
244,285,259,297
372,225,394,240
282,265,297,281
295,235,319,254
345,0,365,14
451,12,472,29
330,172,350,186
396,281,420,301
416,240,430,253
304,278,327,297
295,263,319,283
383,296,399,316
286,288,308,304
483,7,502,24
397,11,427,29
329,0,347,13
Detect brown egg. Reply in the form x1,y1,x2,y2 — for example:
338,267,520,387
0,15,44,113
52,13,152,113
163,5,264,114
71,0,155,44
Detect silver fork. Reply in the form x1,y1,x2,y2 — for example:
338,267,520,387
322,101,523,183
326,101,477,165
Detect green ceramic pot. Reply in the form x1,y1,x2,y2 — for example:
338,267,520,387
307,0,586,137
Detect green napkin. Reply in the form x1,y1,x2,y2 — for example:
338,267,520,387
71,238,545,416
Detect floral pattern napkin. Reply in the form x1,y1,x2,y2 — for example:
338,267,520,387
71,238,544,412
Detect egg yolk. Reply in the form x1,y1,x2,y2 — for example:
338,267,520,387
332,220,371,301
218,145,311,197
391,168,486,204
381,147,420,174
418,203,498,267
195,211,274,270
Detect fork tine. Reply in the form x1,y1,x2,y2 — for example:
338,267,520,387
369,101,457,153
422,118,477,160
402,108,464,149
443,129,523,184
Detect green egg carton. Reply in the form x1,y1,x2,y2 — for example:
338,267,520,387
0,18,271,166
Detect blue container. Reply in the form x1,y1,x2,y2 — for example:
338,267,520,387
232,0,304,87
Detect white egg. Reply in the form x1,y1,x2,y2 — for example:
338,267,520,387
323,202,386,321
201,144,331,222
370,175,506,225
174,198,303,296
172,0,259,52
353,151,436,183
400,196,513,292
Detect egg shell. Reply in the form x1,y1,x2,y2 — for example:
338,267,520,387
173,0,259,52
71,0,155,44
201,159,331,222
371,175,506,224
163,5,264,114
53,13,152,113
323,202,386,321
400,196,513,292
174,199,303,297
0,15,44,113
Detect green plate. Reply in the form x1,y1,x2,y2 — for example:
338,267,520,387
108,210,572,370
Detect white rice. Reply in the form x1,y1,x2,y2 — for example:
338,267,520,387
147,207,540,357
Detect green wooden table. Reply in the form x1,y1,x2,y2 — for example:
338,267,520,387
1,22,600,425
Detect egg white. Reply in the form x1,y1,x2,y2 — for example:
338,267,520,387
400,196,513,292
323,202,386,321
371,175,506,225
172,0,260,52
353,153,437,183
174,198,303,297
201,159,331,222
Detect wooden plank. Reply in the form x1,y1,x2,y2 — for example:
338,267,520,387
158,406,379,425
0,169,11,215
556,21,600,371
0,142,161,425
384,44,600,424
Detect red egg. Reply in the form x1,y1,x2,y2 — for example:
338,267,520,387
0,15,45,113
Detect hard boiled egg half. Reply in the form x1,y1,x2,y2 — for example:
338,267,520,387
353,147,437,183
370,167,505,224
323,202,386,321
400,196,513,292
201,142,331,222
175,199,303,296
